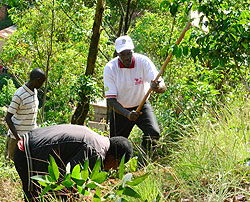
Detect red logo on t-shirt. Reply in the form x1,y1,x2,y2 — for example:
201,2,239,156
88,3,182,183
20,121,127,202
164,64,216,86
134,77,143,85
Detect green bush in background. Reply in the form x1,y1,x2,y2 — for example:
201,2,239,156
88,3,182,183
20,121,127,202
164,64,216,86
0,77,17,107
0,77,17,135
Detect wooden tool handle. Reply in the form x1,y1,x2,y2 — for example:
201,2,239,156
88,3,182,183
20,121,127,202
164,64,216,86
136,20,191,113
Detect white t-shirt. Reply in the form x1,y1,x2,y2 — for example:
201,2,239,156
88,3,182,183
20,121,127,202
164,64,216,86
7,85,39,138
104,53,160,108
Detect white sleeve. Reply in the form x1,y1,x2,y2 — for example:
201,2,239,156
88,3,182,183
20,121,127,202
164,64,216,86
143,57,160,82
103,64,117,98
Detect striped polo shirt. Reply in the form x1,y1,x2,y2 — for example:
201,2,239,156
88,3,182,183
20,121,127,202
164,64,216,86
8,85,39,139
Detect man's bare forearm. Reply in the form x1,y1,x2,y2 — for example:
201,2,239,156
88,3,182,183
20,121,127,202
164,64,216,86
107,98,130,118
6,112,20,140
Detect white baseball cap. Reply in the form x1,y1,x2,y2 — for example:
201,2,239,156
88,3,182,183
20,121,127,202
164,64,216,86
115,35,134,53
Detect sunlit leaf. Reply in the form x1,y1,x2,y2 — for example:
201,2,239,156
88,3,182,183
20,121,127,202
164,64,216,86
90,158,101,179
119,155,125,180
127,172,150,186
48,155,59,182
123,186,141,198
41,185,51,196
93,187,101,202
72,164,81,179
81,160,89,181
86,181,98,189
91,172,108,184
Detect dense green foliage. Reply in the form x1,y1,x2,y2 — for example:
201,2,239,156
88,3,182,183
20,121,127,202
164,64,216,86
31,155,151,201
0,0,250,201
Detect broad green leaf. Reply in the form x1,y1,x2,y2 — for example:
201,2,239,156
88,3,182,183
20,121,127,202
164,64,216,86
91,172,108,184
86,181,98,189
32,175,54,185
81,160,89,181
90,158,101,179
183,46,189,56
119,155,125,180
48,155,59,182
72,164,81,179
126,172,150,186
62,179,74,188
72,177,85,186
190,47,200,59
116,188,124,196
83,159,89,171
77,185,90,195
176,46,182,58
41,185,51,196
170,2,178,16
123,186,141,198
37,181,48,187
93,187,101,202
241,42,248,49
172,44,178,57
63,173,71,181
53,184,64,191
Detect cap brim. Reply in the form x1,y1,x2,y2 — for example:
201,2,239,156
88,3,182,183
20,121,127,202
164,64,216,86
115,44,134,53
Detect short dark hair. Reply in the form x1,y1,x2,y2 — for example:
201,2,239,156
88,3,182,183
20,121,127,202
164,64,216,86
30,68,45,81
109,136,133,163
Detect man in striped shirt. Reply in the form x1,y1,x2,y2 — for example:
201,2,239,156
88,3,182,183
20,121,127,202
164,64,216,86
5,68,45,160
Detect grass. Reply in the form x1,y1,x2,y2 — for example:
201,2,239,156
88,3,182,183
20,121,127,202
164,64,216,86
1,97,250,201
0,135,22,201
164,98,250,201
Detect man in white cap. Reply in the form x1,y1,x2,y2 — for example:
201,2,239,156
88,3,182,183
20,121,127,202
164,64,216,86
103,35,166,153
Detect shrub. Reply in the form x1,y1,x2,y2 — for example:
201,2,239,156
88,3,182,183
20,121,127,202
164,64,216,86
0,78,17,107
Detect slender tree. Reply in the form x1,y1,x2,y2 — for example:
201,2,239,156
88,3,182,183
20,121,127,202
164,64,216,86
71,0,105,125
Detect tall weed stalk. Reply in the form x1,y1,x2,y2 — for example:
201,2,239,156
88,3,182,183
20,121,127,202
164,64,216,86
166,98,250,201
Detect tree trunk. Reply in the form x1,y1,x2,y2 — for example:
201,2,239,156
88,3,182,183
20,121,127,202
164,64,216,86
71,0,105,125
41,0,55,122
124,0,131,35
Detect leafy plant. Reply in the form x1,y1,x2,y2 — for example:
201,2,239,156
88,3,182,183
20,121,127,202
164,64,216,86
70,74,102,104
0,78,17,107
32,155,150,201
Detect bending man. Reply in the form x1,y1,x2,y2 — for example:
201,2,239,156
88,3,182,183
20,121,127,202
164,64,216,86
14,124,133,202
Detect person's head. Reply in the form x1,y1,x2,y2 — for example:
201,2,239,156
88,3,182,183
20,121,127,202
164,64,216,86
115,35,134,68
104,136,133,170
29,68,45,89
